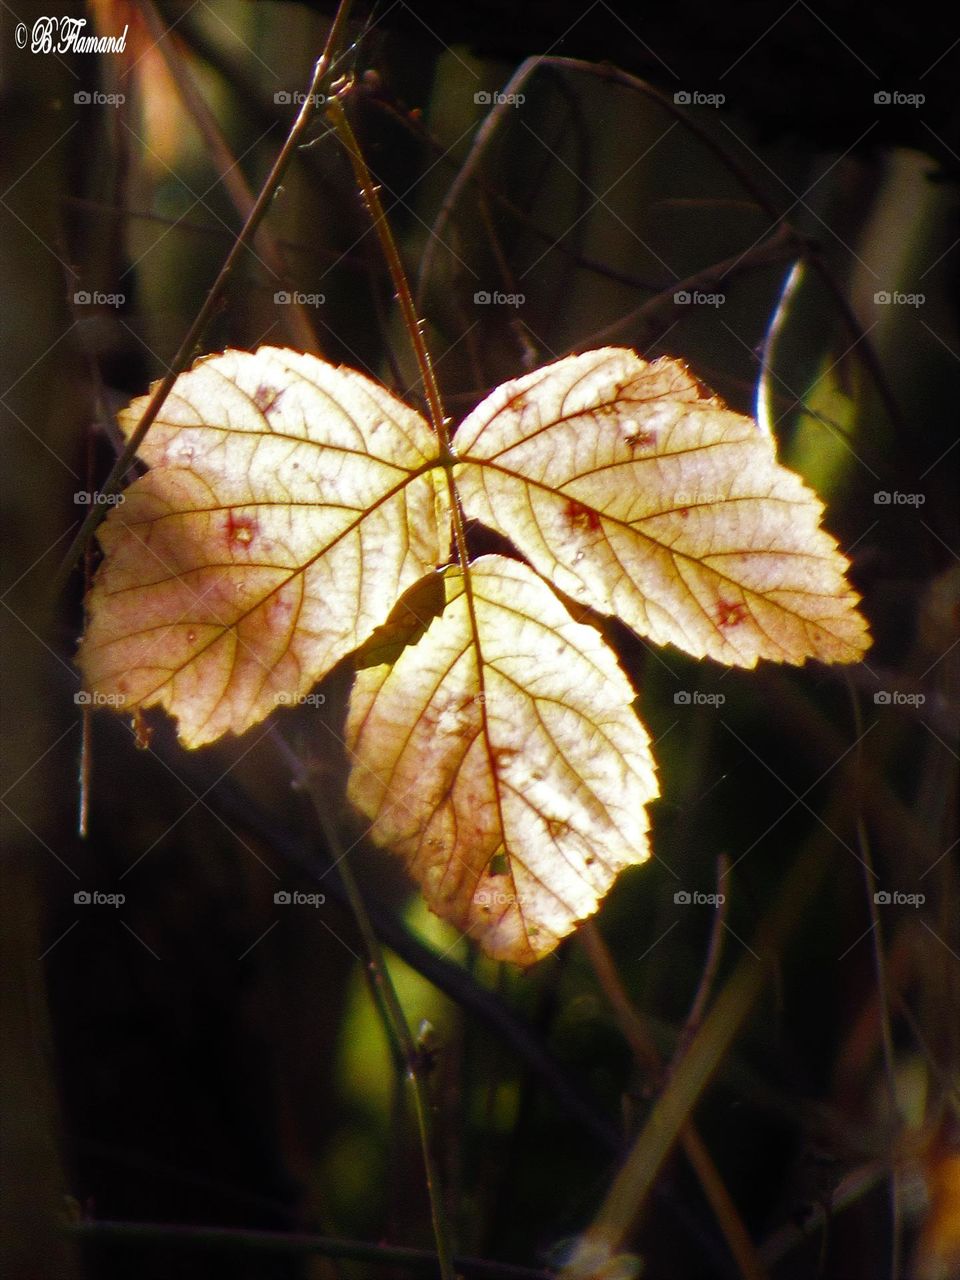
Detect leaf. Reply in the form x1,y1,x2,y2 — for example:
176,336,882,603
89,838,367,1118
78,343,870,963
453,347,870,667
346,555,658,966
77,348,449,747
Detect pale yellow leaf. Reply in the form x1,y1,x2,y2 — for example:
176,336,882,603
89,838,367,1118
453,347,870,666
77,348,448,746
346,555,658,966
77,340,871,964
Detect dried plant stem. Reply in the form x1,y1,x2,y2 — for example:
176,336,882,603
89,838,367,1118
759,1159,889,1266
849,684,902,1280
134,0,320,354
419,55,905,440
201,756,622,1153
53,0,356,596
859,818,903,1280
582,918,768,1280
325,89,517,919
674,853,730,1062
564,832,836,1279
67,1219,549,1278
325,92,448,444
275,736,457,1280
577,226,796,355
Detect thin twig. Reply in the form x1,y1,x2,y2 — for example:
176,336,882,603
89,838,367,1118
554,59,908,439
52,0,356,597
273,734,458,1280
417,57,545,311
66,1219,552,1279
325,90,447,440
195,759,623,1154
758,1160,888,1267
419,55,906,439
63,194,367,271
848,684,902,1280
673,853,730,1066
563,829,837,1279
313,91,511,1276
134,0,320,353
571,226,797,355
581,921,768,1280
68,273,118,839
324,88,529,936
580,925,662,1081
372,87,663,297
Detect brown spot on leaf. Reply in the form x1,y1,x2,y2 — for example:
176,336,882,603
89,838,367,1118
253,383,283,415
563,498,602,533
624,426,657,451
225,511,259,548
716,598,748,628
267,594,294,627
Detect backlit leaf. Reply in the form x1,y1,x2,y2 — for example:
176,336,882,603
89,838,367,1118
346,556,658,965
454,347,869,666
77,348,448,746
77,343,870,962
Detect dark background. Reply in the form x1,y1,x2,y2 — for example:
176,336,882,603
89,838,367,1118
2,2,958,1278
